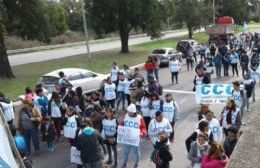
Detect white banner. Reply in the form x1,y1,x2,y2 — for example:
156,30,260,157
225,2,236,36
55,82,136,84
196,84,233,104
117,126,140,146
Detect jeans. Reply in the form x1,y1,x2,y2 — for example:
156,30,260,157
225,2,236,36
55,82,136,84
215,65,221,77
193,52,197,63
186,59,193,71
171,72,179,83
154,69,159,81
123,144,140,165
169,121,175,141
83,160,102,168
223,64,229,76
242,66,249,79
125,94,131,106
106,143,117,163
23,128,40,154
52,117,61,140
147,71,154,79
116,91,125,111
231,63,239,76
107,99,115,109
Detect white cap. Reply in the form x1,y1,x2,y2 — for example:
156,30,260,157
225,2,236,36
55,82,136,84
127,104,137,113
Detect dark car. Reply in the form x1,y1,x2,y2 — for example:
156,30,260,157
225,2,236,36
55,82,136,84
176,40,199,58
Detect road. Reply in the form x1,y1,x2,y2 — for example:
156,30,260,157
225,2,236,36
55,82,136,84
9,30,188,66
29,60,260,168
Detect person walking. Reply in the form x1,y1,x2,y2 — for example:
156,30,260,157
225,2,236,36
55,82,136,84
230,50,239,77
149,92,164,119
40,117,55,152
169,56,181,84
199,44,207,61
104,77,116,109
213,52,222,78
138,91,151,133
34,88,48,118
193,68,210,91
231,81,245,118
188,133,209,168
111,62,119,85
153,57,160,81
148,111,172,146
240,51,249,78
17,100,42,156
201,141,229,168
116,73,126,112
223,127,238,158
102,108,118,167
121,104,147,168
186,46,194,71
162,94,180,142
76,118,106,168
243,74,256,111
222,53,230,77
219,100,241,136
144,56,156,79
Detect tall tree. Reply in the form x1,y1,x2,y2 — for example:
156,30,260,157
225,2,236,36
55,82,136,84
85,0,164,53
173,0,211,38
0,0,50,79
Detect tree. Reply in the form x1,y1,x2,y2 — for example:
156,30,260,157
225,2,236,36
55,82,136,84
85,0,164,53
173,0,211,38
0,0,50,79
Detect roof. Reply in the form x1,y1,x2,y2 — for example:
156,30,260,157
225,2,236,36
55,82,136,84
43,68,92,78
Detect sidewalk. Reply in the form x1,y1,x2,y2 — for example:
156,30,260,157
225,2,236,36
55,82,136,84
227,86,260,168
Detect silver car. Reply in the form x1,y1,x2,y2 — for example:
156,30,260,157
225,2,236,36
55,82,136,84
150,48,182,67
39,68,107,93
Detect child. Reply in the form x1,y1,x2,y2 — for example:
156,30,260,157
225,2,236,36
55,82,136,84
101,108,118,168
223,127,238,158
154,134,173,168
41,117,55,152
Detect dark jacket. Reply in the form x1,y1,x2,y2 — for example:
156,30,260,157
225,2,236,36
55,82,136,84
155,141,173,168
223,138,237,158
76,127,105,164
40,123,55,142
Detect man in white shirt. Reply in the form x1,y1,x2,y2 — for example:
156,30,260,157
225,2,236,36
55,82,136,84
104,77,116,109
169,56,181,84
111,62,119,84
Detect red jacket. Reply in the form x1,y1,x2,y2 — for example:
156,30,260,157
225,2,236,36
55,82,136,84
201,154,229,168
144,61,155,71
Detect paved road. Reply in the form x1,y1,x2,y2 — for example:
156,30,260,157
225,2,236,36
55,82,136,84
9,31,188,66
29,59,260,168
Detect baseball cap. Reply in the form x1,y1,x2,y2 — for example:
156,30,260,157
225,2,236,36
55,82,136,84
127,104,137,113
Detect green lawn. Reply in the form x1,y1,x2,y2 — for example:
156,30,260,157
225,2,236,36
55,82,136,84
0,32,211,99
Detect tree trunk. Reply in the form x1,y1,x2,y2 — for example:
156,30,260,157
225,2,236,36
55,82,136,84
119,27,129,53
188,27,193,39
0,25,14,79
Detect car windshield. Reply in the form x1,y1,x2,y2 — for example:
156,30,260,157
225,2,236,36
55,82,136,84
40,76,59,85
152,49,166,54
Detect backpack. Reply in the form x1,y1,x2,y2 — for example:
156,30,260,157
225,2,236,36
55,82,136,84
158,83,163,96
150,148,163,166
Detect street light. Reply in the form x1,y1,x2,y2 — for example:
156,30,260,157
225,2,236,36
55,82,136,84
80,0,91,59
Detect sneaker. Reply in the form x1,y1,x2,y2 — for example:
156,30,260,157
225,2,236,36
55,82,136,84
121,163,127,168
106,160,112,165
133,164,139,168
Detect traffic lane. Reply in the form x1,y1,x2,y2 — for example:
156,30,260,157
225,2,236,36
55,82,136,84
9,31,187,66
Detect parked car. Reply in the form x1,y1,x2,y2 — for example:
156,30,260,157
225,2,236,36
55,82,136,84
176,40,200,58
150,48,182,67
39,68,107,93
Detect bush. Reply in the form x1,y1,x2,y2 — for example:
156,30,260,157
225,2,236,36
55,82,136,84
50,31,85,44
5,36,43,50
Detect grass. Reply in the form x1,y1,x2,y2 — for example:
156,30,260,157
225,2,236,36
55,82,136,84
0,32,221,99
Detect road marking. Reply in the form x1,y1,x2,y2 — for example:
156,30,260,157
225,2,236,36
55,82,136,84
179,98,187,104
163,89,195,95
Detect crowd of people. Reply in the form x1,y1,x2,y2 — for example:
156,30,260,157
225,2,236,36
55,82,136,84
0,31,259,168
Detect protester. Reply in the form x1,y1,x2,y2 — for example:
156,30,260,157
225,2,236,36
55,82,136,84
186,120,213,152
187,46,194,71
249,65,260,102
201,141,229,168
230,50,239,77
76,87,85,112
213,52,222,78
162,93,180,142
204,59,214,81
124,75,135,106
222,52,230,77
191,41,197,63
0,92,15,134
121,104,147,168
111,62,119,85
219,99,241,136
199,44,207,61
34,88,48,118
240,51,249,78
63,106,81,146
116,72,126,112
76,118,106,168
153,57,160,81
193,68,211,91
102,108,118,167
25,87,35,102
90,105,105,133
17,99,42,156
223,127,238,158
91,91,107,109
209,43,216,58
48,91,63,142
149,92,163,119
144,56,156,79
169,56,181,84
138,91,151,132
83,97,93,118
104,77,116,109
197,104,210,121
188,133,209,168
57,71,69,97
148,111,172,145
197,111,222,143
153,134,173,168
243,74,255,111
123,64,131,79
231,81,245,117
133,68,145,85
147,76,160,95
40,117,55,152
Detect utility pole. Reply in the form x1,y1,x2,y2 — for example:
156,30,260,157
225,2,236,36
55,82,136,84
213,0,215,24
80,0,91,59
